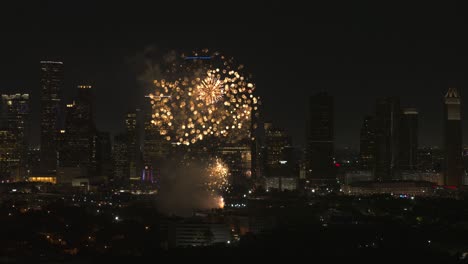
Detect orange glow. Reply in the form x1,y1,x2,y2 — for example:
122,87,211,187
218,196,225,209
28,176,57,184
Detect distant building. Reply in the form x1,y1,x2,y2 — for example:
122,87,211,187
342,180,434,196
265,177,297,191
218,142,252,191
59,85,96,177
0,94,30,180
359,116,376,171
168,219,231,248
262,122,295,190
40,61,64,173
374,97,400,181
142,98,171,184
125,111,140,181
0,130,17,181
344,170,374,184
400,108,418,170
417,147,443,172
401,171,443,185
443,88,463,186
307,92,334,180
112,133,129,183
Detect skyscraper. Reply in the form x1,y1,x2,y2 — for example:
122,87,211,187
125,110,140,181
59,85,95,173
95,131,112,177
112,133,129,182
263,122,293,172
443,88,463,186
374,97,400,181
142,99,171,183
40,61,64,173
359,115,376,170
307,92,334,180
400,108,418,170
262,122,294,190
1,94,30,164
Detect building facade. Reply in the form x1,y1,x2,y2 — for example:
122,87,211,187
443,88,463,186
307,92,334,180
40,61,64,173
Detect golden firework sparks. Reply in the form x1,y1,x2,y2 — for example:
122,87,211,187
196,72,224,105
148,49,259,145
206,158,229,193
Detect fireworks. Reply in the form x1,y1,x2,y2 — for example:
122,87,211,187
149,49,259,145
217,196,225,209
197,72,224,105
206,158,229,194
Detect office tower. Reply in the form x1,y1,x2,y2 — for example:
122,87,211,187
217,141,252,191
95,131,112,177
443,88,463,186
359,115,376,170
1,94,30,163
125,111,140,181
374,97,400,181
400,108,418,170
262,122,294,190
142,99,171,183
263,122,293,172
112,133,129,182
307,92,334,179
40,61,64,173
59,85,96,174
417,147,443,172
0,130,16,181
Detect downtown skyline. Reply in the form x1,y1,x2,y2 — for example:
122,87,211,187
1,1,468,150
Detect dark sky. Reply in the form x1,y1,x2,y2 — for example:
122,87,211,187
0,1,467,149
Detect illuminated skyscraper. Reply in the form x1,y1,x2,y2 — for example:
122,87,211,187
113,133,129,182
262,122,294,190
1,94,30,164
59,85,95,172
125,111,140,181
400,108,418,170
307,92,334,179
40,61,64,173
359,115,376,170
443,88,463,186
142,98,171,184
374,97,400,181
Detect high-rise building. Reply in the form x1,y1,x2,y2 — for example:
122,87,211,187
95,131,112,177
359,115,376,170
400,108,418,170
142,100,171,183
443,88,463,186
263,123,293,171
307,92,334,179
112,133,129,182
40,61,64,173
262,122,294,190
0,94,30,165
374,97,400,181
125,111,140,181
59,85,95,173
0,130,16,181
417,147,443,172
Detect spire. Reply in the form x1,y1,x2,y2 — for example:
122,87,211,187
445,87,460,99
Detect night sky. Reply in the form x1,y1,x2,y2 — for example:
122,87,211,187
0,1,467,149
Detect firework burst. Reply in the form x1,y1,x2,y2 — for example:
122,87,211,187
197,72,224,105
206,158,229,194
148,49,259,145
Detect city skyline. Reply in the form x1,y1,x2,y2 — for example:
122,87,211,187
2,2,468,262
1,2,468,149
